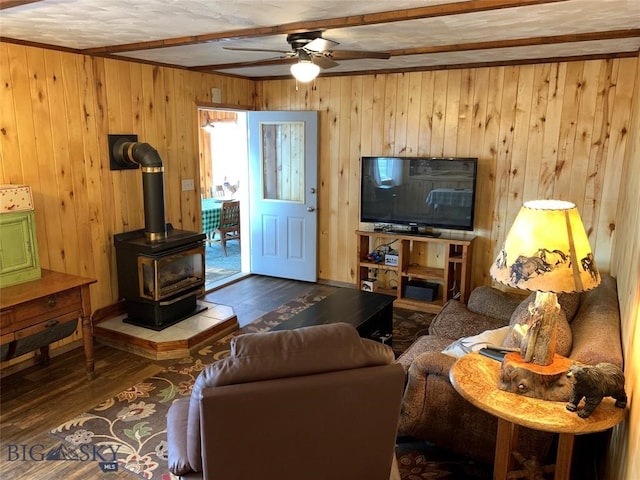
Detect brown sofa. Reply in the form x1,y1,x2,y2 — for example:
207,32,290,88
396,273,623,465
166,322,405,480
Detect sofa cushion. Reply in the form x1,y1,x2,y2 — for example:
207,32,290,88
557,292,581,322
502,294,572,356
396,335,453,371
467,286,525,322
429,299,507,339
510,291,581,322
570,274,623,367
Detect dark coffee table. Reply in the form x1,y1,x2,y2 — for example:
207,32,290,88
271,288,395,346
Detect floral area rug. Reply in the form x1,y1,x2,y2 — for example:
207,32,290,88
50,291,490,480
396,439,492,479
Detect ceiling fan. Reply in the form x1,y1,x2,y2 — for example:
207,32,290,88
223,31,390,82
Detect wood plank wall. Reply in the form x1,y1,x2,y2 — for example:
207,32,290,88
1,42,639,474
1,42,638,367
256,58,638,289
259,60,640,478
609,54,640,480
0,42,255,366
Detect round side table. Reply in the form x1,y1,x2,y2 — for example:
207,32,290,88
450,352,626,480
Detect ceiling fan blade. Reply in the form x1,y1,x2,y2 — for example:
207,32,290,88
223,46,293,55
328,50,391,60
313,55,339,69
192,56,296,72
305,37,339,53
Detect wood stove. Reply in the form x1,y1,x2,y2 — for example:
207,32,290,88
111,138,206,330
115,226,206,330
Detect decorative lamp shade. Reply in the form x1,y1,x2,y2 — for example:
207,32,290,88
290,61,320,83
489,200,600,293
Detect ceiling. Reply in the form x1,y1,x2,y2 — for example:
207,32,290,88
1,0,639,80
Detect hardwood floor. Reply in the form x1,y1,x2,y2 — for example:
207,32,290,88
0,275,324,479
203,274,326,327
0,342,164,479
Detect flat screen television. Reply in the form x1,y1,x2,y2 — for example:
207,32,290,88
360,156,478,233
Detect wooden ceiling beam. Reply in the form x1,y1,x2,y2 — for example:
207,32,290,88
0,0,43,10
81,0,568,54
388,29,640,56
252,50,639,81
190,29,640,73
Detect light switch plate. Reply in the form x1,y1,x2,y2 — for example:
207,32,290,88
182,179,195,191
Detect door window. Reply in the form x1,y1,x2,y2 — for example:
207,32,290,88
260,122,305,203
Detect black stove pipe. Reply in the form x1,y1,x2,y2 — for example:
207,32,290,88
113,140,167,241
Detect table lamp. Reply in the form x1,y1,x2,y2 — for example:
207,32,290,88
489,200,600,395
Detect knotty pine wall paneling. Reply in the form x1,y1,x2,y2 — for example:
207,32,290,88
257,58,638,290
306,67,640,479
0,42,255,368
2,39,637,473
597,60,636,267
608,53,640,480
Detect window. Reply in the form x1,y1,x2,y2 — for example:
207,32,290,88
376,158,394,184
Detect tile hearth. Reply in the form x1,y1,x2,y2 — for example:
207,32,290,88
93,301,238,360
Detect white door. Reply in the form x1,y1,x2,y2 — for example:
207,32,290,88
248,111,318,282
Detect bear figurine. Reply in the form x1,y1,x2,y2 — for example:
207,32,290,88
565,362,627,418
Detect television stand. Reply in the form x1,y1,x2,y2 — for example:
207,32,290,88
387,228,441,238
356,230,475,313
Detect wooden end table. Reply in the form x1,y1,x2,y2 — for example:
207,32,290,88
1,269,97,379
450,352,626,480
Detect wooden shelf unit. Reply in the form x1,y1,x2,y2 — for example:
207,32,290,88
356,230,475,313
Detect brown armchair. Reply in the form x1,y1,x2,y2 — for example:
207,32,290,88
167,323,405,480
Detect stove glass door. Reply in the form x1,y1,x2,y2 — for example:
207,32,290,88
138,246,204,301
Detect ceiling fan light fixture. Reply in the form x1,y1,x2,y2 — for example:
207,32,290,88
290,60,320,83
